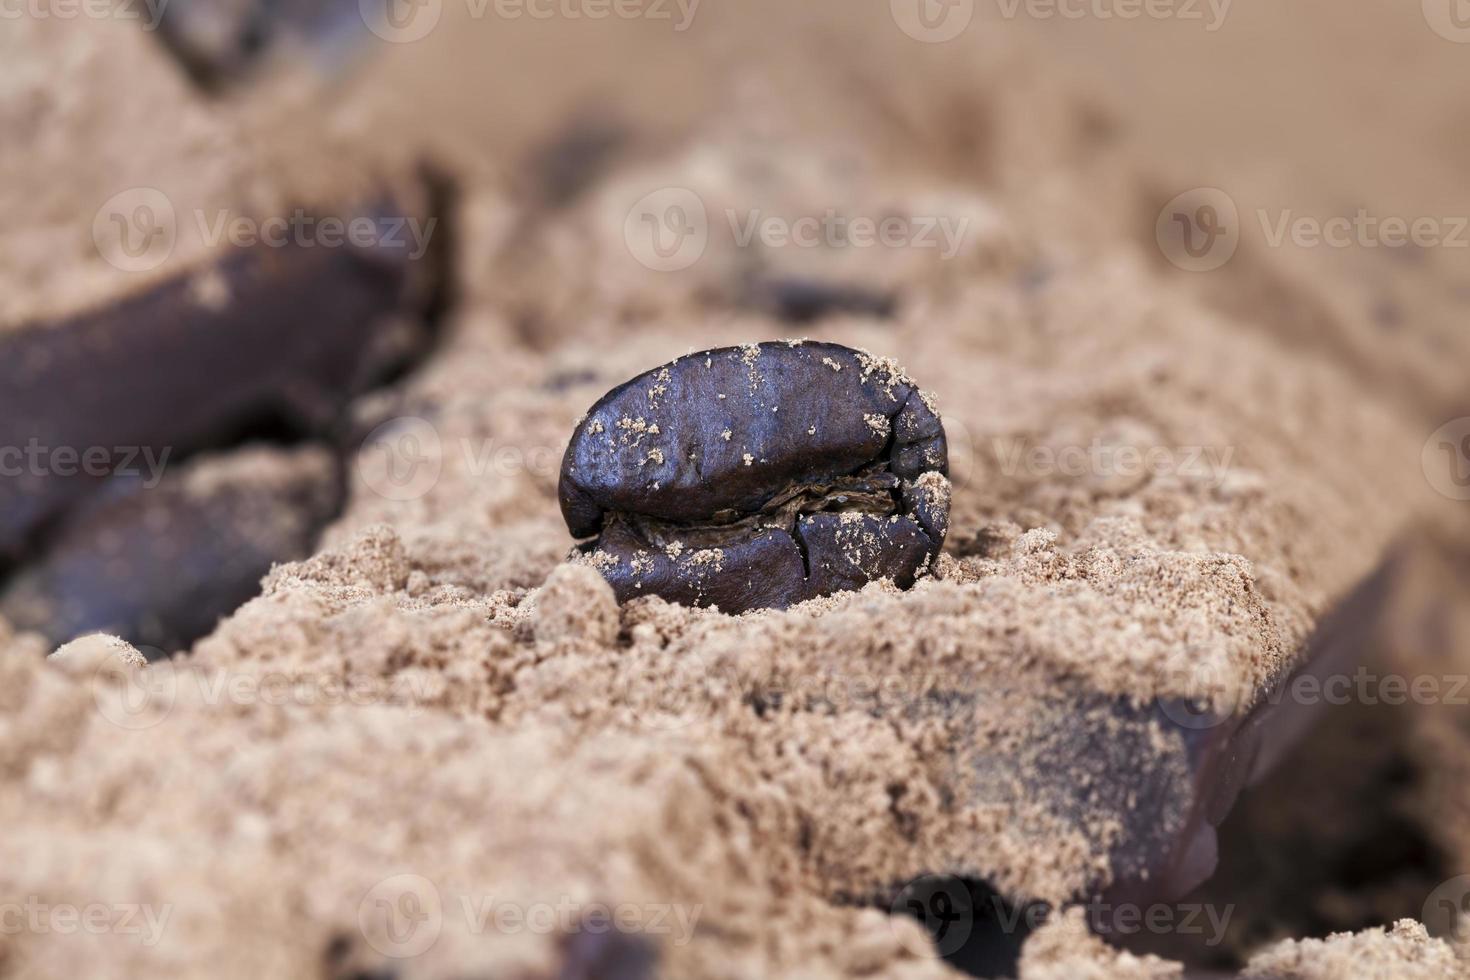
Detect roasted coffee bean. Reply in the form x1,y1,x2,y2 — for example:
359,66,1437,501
559,341,950,613
0,445,339,653
0,206,439,564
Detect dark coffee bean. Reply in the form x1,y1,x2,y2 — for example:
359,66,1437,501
0,206,438,564
557,929,659,980
525,115,629,209
559,341,950,613
750,276,898,324
0,445,338,653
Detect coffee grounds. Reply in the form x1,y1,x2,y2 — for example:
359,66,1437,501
1019,909,1182,979
1241,921,1461,980
0,16,421,334
1,8,1466,979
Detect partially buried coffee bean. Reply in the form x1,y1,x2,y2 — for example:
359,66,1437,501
559,341,950,613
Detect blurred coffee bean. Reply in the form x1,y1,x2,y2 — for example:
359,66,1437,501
560,341,950,613
0,445,339,654
0,219,436,565
750,276,897,324
557,929,659,980
526,115,629,209
154,0,372,91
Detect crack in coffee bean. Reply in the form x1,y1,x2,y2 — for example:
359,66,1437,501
559,341,950,613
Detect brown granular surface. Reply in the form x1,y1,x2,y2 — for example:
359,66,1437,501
2,6,1466,980
0,615,45,663
1018,909,1181,979
1241,920,1462,980
0,17,417,333
48,633,147,669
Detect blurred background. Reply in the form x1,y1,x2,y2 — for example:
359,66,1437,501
5,0,1467,651
2,1,1469,975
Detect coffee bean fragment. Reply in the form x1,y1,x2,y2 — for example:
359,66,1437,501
559,342,950,613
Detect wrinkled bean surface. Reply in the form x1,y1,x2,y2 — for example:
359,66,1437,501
559,342,950,612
